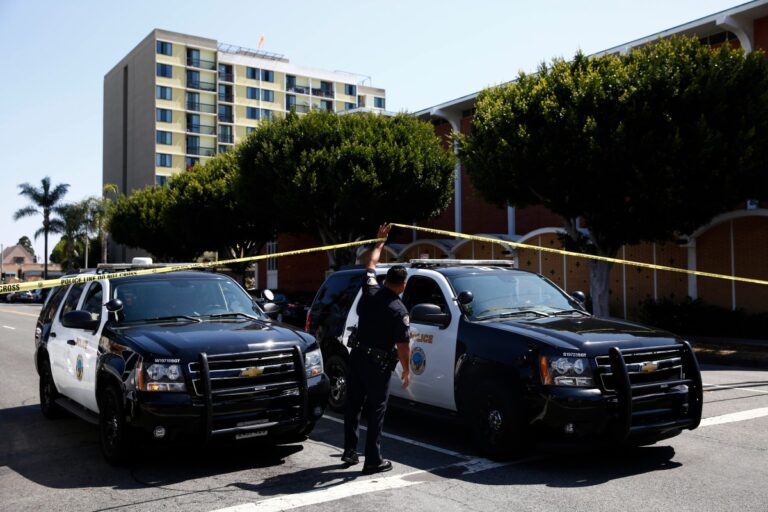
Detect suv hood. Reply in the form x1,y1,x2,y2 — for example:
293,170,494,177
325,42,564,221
485,316,684,354
110,320,312,359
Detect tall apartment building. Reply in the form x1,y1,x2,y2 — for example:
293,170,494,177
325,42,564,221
103,29,386,193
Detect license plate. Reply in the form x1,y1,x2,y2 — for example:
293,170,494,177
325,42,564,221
236,430,268,440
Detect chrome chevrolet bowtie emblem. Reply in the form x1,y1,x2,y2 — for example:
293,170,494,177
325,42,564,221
640,361,659,373
240,366,265,378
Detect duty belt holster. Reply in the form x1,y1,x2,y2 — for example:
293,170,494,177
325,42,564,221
356,345,398,374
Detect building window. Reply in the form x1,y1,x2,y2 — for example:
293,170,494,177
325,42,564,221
247,66,259,79
261,89,274,102
247,87,259,100
156,86,172,100
156,108,172,122
261,109,273,120
156,41,172,56
185,157,199,170
155,175,169,186
344,84,356,96
345,102,356,110
156,130,172,145
218,63,233,82
267,240,278,271
374,97,385,109
246,126,256,134
261,69,274,82
218,104,233,123
156,63,173,78
156,153,172,167
246,106,260,120
218,145,230,154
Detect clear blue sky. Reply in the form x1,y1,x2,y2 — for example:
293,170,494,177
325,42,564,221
0,0,745,260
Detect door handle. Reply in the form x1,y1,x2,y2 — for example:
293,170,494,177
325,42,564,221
67,339,76,346
50,332,57,338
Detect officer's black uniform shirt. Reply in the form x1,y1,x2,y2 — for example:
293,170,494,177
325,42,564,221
356,269,410,351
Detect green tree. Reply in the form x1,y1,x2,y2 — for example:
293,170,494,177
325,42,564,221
82,184,119,265
110,153,273,276
461,37,768,317
237,111,456,268
48,201,90,272
16,236,35,260
13,177,70,278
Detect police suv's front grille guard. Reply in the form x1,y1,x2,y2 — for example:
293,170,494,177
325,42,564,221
607,342,703,440
198,347,308,441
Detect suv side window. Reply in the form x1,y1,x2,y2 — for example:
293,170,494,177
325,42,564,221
82,282,103,321
402,276,449,314
59,284,85,319
311,271,365,337
41,286,67,324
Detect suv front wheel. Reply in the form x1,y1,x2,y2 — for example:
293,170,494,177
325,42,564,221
470,381,524,460
99,386,133,465
325,354,349,412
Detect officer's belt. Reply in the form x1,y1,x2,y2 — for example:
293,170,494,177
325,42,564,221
355,344,396,365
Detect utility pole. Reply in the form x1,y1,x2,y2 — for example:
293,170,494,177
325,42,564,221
1,243,4,282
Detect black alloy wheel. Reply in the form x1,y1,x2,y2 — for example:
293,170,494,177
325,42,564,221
99,386,133,465
471,381,522,460
39,359,63,419
325,354,349,412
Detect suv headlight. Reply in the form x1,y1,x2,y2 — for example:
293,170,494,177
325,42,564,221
137,362,187,392
540,355,594,387
304,348,323,378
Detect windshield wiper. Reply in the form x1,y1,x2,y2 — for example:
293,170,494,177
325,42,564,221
128,315,203,324
206,312,261,321
476,308,551,320
552,308,590,317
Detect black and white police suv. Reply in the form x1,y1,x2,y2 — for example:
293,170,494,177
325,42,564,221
306,259,703,458
35,259,329,464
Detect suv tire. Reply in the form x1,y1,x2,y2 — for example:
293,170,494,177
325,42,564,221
325,354,349,413
99,386,133,466
39,358,64,419
471,381,524,460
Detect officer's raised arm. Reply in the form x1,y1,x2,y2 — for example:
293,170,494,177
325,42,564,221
366,223,392,271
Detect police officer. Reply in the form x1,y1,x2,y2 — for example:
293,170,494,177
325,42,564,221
343,223,410,474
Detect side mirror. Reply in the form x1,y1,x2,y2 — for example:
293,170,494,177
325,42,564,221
263,302,280,319
410,303,451,328
571,291,587,305
61,310,100,331
457,290,474,305
262,289,275,302
106,298,123,312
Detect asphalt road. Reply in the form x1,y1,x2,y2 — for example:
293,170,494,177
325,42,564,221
1,303,767,512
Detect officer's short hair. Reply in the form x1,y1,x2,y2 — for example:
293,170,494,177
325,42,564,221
386,265,407,285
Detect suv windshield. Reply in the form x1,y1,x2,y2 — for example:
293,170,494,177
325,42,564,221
112,277,265,323
446,271,582,321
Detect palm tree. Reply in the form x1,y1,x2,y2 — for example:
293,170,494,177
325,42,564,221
13,177,70,279
48,202,89,272
85,184,119,265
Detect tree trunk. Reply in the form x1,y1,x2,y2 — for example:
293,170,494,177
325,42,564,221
589,259,613,318
101,230,108,263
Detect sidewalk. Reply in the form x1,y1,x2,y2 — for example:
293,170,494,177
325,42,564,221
689,336,768,368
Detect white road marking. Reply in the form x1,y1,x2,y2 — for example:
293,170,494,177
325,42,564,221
700,407,768,427
322,414,470,459
703,383,768,395
2,325,15,330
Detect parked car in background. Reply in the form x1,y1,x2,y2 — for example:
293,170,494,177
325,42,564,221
7,290,35,303
248,289,311,328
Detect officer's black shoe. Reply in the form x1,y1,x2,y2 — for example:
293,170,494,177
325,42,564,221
362,460,393,474
341,450,360,465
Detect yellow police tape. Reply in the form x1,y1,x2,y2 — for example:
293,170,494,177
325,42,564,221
390,223,768,287
0,238,385,295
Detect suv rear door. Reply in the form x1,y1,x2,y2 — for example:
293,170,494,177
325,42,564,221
48,283,86,399
67,281,106,412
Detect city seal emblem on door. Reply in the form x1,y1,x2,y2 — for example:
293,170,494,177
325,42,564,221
410,347,426,375
75,355,84,381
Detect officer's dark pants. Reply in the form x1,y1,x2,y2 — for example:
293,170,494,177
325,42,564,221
344,348,392,465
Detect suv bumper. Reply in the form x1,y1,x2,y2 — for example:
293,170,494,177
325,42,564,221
532,342,703,444
127,374,330,441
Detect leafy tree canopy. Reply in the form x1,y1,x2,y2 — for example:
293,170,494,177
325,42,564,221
237,111,456,268
17,236,35,258
461,37,768,316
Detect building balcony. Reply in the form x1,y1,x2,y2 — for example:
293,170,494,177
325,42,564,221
218,113,234,123
187,124,216,135
187,146,216,157
218,72,234,82
218,93,234,103
312,88,335,99
187,79,216,92
186,102,216,114
218,133,234,144
186,57,217,71
288,104,310,114
287,85,310,95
